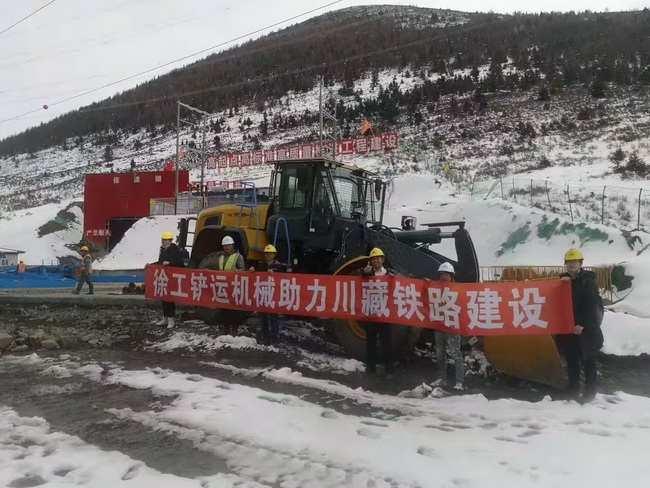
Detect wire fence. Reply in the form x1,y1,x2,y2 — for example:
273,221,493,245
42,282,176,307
150,193,271,216
471,177,650,231
480,265,614,301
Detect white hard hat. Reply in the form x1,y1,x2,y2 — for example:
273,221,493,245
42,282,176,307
221,235,235,246
438,262,455,274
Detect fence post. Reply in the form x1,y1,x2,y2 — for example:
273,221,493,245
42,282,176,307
500,177,504,199
471,174,476,196
484,180,499,200
638,188,643,231
567,184,574,221
512,179,517,203
545,181,552,211
601,186,607,224
530,179,533,207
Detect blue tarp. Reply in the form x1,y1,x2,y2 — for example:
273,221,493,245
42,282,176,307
0,266,143,289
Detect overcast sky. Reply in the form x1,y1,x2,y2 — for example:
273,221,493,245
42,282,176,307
0,0,647,140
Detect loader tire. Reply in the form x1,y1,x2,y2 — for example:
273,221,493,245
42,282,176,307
330,318,421,362
330,255,421,361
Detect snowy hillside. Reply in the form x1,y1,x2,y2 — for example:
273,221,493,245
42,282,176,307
3,68,650,231
0,201,83,265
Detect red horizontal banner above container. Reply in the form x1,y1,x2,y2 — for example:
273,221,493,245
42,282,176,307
206,133,398,170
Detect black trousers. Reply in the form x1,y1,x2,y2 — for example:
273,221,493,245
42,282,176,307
564,336,598,396
366,322,391,372
261,313,279,344
162,301,175,318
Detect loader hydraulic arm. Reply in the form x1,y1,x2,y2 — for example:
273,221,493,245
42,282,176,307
366,221,479,283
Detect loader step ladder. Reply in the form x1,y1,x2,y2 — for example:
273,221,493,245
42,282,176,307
236,182,262,252
272,217,291,268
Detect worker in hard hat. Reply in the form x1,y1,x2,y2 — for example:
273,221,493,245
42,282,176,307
216,235,246,336
431,262,465,391
16,260,26,274
362,248,397,375
154,231,185,329
250,244,286,345
558,248,604,403
217,235,245,271
73,245,94,295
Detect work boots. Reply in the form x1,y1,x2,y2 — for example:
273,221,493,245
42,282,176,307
155,317,167,326
167,318,175,329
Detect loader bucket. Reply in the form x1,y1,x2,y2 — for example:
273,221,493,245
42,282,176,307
483,335,568,389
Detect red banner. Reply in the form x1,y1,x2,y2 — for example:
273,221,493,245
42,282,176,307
145,266,574,336
204,133,399,171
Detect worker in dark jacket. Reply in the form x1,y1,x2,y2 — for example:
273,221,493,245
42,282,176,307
558,248,604,402
362,248,397,375
155,231,185,329
250,244,285,345
73,246,94,295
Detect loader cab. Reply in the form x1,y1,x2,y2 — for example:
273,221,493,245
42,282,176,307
267,158,386,270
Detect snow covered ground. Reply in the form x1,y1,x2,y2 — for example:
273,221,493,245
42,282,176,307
3,353,650,488
3,145,650,488
0,407,212,488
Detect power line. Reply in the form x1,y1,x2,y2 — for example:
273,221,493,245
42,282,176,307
78,16,511,113
2,13,375,98
0,0,58,36
0,0,346,125
0,3,236,67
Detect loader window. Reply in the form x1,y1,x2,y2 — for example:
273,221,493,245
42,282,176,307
204,215,222,226
310,170,336,233
279,165,310,210
332,176,360,219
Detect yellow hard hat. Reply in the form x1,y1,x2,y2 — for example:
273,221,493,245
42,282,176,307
264,244,277,253
161,231,174,240
80,246,89,252
564,248,584,261
369,248,385,258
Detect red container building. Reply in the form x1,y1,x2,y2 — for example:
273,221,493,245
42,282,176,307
83,170,189,250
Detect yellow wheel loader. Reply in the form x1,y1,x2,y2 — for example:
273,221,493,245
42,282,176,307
176,157,566,388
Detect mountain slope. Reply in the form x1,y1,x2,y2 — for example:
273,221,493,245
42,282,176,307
1,6,649,156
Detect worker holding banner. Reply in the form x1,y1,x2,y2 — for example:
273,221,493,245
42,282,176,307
217,235,246,336
250,244,285,345
558,248,604,403
431,263,465,391
362,248,397,375
154,232,185,329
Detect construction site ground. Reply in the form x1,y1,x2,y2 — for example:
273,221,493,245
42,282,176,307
1,287,650,484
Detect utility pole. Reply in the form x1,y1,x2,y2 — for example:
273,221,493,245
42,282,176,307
319,77,323,157
201,113,207,206
318,76,340,160
173,101,216,214
174,101,181,214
